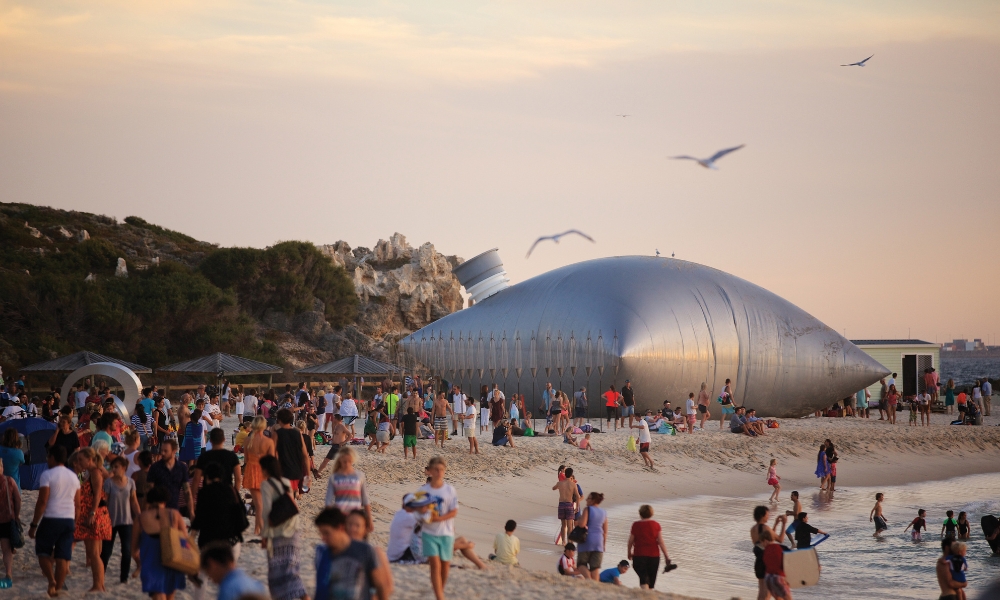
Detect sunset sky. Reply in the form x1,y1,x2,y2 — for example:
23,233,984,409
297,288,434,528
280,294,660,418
2,1,998,343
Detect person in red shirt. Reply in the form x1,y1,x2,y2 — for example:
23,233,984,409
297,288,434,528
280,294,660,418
603,385,621,431
627,504,675,589
761,529,793,599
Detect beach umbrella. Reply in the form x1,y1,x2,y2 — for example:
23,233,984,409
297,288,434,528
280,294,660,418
500,331,510,388
530,332,538,428
448,331,457,381
514,331,523,395
612,330,620,383
457,332,465,381
476,331,485,384
569,331,578,392
488,332,497,383
544,331,552,380
438,331,447,380
556,331,565,390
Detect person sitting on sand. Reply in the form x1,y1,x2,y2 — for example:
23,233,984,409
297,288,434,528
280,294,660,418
387,492,432,564
490,520,520,566
563,426,578,447
418,419,435,439
599,560,630,585
579,433,594,451
557,542,585,578
730,407,756,436
492,421,515,448
672,407,687,432
508,419,525,437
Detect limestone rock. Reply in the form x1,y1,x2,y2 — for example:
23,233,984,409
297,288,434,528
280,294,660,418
115,258,128,278
24,221,42,238
56,226,73,239
84,273,96,283
78,229,90,242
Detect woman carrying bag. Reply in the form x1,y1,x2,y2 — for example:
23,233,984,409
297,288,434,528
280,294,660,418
132,486,188,600
259,455,307,600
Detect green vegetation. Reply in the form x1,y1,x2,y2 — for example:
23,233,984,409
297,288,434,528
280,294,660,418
0,203,356,373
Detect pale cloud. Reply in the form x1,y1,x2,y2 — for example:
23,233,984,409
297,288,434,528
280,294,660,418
2,1,997,86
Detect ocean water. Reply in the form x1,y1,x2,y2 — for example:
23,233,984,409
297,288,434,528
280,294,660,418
939,356,1000,386
522,473,1000,599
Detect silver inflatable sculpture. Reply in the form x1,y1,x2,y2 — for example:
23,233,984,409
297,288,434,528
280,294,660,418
402,249,888,418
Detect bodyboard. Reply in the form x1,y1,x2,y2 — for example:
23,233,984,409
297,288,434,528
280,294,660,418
982,515,1000,554
784,547,820,588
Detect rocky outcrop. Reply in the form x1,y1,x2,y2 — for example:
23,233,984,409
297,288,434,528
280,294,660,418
263,233,465,369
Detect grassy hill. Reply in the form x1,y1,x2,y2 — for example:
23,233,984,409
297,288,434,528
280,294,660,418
0,202,356,375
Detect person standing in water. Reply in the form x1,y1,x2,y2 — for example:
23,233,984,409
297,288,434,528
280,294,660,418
870,493,888,537
904,509,927,541
815,443,830,491
750,505,787,600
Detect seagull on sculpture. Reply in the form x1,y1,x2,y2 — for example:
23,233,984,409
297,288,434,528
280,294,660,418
670,144,745,170
655,249,661,257
526,229,596,258
841,54,873,67
671,252,675,258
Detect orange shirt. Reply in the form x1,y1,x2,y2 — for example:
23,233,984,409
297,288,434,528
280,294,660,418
604,391,620,407
957,392,967,405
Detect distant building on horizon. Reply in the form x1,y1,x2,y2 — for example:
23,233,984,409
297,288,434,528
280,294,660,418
942,338,988,352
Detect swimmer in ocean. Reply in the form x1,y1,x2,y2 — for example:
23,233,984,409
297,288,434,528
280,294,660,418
903,509,927,541
870,492,888,537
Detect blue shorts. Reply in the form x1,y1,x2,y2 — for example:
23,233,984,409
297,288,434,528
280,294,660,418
36,518,75,561
421,533,455,561
622,405,635,416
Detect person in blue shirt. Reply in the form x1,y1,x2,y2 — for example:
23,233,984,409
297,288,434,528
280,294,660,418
599,560,630,584
201,543,266,600
139,389,155,418
0,429,25,490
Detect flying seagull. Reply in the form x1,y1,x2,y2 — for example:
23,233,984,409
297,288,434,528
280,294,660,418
670,144,745,170
841,54,873,67
526,229,595,258
615,114,631,118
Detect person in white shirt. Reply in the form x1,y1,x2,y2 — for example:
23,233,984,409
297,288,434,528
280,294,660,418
75,385,89,410
28,446,81,596
463,398,479,455
685,393,697,434
387,493,433,563
451,386,467,436
321,388,336,433
242,391,258,422
630,417,654,468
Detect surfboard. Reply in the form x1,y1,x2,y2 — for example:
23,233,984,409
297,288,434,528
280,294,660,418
982,515,1000,554
784,547,821,588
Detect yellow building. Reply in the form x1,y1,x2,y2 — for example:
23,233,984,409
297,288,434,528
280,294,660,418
850,339,941,399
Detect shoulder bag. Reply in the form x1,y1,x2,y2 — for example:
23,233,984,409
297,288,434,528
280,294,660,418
267,479,299,527
568,507,590,543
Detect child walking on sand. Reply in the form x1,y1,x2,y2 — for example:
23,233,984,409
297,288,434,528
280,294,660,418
904,509,927,541
870,493,888,537
420,456,459,600
766,459,781,503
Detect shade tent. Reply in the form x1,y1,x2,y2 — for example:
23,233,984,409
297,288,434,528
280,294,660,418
20,350,151,374
294,355,405,377
156,353,282,376
156,352,283,394
0,418,57,490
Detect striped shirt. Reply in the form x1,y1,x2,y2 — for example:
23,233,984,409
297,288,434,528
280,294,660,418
325,470,369,512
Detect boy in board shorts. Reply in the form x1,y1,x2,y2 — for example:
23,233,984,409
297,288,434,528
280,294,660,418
870,492,888,536
420,457,458,600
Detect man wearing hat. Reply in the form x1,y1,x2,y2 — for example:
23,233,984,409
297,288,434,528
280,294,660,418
387,492,434,563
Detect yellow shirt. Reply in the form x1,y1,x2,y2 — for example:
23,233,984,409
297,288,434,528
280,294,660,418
234,430,249,448
493,533,520,565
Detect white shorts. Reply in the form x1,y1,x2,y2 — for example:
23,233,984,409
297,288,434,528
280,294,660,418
317,413,327,429
481,408,490,426
464,424,477,438
376,430,390,443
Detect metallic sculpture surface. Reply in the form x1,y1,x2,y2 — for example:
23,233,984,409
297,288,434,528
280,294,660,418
403,255,888,418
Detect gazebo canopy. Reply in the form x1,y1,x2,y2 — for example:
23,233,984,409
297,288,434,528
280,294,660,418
294,354,404,377
20,351,151,374
156,352,282,376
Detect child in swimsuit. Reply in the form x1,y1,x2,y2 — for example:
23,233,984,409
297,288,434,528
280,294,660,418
904,509,926,541
948,541,968,600
870,493,887,536
943,510,959,539
957,512,970,539
766,459,781,503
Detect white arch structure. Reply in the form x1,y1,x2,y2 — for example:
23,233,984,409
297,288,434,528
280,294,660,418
61,361,139,422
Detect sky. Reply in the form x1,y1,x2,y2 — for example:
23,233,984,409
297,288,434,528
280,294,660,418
2,1,999,344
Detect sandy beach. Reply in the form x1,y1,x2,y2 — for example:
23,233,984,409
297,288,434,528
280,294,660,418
6,411,1000,599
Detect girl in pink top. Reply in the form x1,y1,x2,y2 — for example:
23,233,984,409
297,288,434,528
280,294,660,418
766,459,781,502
